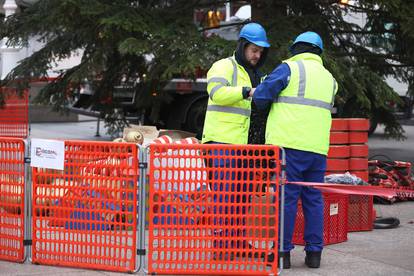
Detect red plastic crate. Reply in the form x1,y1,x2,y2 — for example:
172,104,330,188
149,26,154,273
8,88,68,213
330,132,349,144
349,170,369,181
348,118,369,131
349,158,368,170
349,132,368,144
327,158,349,171
331,119,349,131
331,118,369,132
325,170,346,176
292,193,348,245
348,195,373,232
328,145,350,158
350,144,369,157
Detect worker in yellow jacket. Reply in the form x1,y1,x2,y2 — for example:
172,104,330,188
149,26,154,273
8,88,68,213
202,22,270,145
252,31,338,269
202,22,270,260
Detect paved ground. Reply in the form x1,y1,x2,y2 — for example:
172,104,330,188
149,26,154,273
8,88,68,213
282,201,414,276
28,116,112,141
0,118,413,275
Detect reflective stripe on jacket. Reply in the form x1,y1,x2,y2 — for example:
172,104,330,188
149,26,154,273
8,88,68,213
265,53,338,155
202,56,252,144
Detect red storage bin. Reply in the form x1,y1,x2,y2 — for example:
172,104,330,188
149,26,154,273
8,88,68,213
328,145,350,158
330,132,349,144
348,195,374,232
349,132,368,144
350,144,369,157
327,158,349,171
349,170,369,181
292,193,348,245
331,119,349,131
348,118,369,131
349,158,368,170
325,170,347,176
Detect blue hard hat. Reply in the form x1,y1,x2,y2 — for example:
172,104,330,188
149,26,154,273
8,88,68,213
292,31,323,51
239,23,270,48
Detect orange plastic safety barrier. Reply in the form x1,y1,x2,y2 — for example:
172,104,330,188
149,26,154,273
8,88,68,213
31,141,138,272
0,138,26,262
147,144,281,275
0,88,29,138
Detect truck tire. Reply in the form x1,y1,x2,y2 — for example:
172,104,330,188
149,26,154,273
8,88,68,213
184,98,207,139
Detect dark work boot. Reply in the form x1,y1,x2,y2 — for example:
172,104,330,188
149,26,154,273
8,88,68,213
277,251,291,269
305,251,321,268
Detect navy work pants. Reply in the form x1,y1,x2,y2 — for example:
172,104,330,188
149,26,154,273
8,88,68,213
282,148,325,252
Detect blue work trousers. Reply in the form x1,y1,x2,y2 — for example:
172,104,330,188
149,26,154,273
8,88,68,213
282,148,325,252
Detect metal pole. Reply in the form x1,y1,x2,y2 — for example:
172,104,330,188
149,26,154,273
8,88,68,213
95,116,101,137
278,147,286,275
134,144,148,273
24,139,33,263
225,2,231,21
140,146,148,274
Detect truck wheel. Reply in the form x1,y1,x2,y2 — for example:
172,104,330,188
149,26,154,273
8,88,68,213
185,98,207,138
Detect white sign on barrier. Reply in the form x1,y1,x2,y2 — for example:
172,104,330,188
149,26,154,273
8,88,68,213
30,138,65,170
330,203,339,216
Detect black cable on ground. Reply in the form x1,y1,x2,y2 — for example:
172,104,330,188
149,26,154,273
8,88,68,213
373,217,400,229
374,196,394,204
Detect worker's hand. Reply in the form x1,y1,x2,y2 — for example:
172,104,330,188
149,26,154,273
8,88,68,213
249,88,256,97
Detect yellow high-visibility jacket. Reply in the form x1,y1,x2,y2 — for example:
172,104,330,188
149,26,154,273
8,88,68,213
202,56,253,144
266,53,338,155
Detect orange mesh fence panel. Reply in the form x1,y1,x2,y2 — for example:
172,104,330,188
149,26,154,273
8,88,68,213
293,193,348,245
0,88,29,138
0,138,25,262
148,144,281,275
348,195,373,232
32,141,138,272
